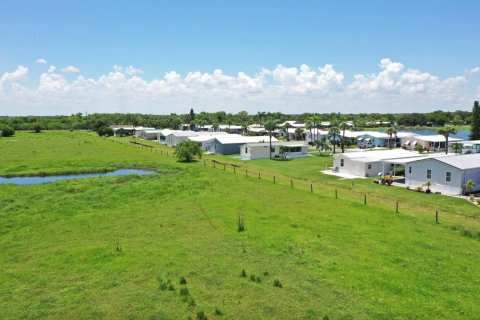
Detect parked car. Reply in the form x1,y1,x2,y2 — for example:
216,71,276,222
359,142,374,149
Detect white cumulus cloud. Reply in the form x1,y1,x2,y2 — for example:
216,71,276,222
0,65,28,84
0,60,476,115
36,58,47,64
470,67,480,74
62,65,80,73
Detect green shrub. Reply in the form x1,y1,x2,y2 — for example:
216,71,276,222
196,311,208,320
250,274,256,282
237,213,245,232
158,277,171,291
179,276,187,285
174,140,203,162
97,126,114,137
1,127,15,137
240,269,247,277
179,287,189,296
461,229,473,238
214,307,223,316
273,279,283,288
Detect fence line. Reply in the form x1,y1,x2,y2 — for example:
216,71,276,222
104,137,480,230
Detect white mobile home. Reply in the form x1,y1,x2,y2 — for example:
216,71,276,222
332,150,425,177
448,140,480,154
165,131,231,147
240,142,309,160
141,129,163,140
188,134,241,151
404,153,480,194
206,136,277,155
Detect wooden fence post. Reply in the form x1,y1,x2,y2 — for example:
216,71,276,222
396,201,399,213
335,188,338,199
291,180,293,188
436,210,439,224
311,184,313,192
364,194,367,205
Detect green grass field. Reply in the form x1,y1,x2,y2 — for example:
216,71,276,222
1,131,480,319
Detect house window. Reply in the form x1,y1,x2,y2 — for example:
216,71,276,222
367,164,372,169
446,172,451,182
245,147,248,154
390,163,394,168
340,159,344,167
270,147,275,152
427,169,431,179
408,166,412,174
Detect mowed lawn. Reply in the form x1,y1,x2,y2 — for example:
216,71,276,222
1,131,480,319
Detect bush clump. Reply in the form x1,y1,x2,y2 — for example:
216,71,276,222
1,127,15,137
180,276,187,285
240,269,247,277
273,279,283,288
196,311,208,320
174,140,203,162
179,287,189,296
97,126,114,137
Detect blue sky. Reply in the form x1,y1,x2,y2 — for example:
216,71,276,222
1,0,479,115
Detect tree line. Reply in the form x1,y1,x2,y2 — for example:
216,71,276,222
0,104,477,134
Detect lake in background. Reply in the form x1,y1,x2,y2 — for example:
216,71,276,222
395,129,470,140
0,169,157,185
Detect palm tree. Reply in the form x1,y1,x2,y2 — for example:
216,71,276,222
283,122,292,141
339,122,350,153
385,127,398,150
315,140,331,153
305,120,313,144
294,127,304,141
264,120,278,159
212,122,219,132
328,125,340,153
438,125,457,154
241,122,249,135
309,115,322,143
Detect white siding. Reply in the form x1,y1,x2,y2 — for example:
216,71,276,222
405,159,464,194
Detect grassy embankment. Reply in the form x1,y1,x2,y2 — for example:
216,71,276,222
1,131,480,319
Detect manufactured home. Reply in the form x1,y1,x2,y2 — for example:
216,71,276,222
206,136,277,155
403,135,462,152
240,142,309,160
404,153,480,194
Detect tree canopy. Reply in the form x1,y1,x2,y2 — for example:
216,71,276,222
174,140,203,162
470,101,480,140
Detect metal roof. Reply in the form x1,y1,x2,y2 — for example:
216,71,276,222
241,141,308,148
414,134,462,142
188,134,241,142
214,136,278,144
433,153,480,170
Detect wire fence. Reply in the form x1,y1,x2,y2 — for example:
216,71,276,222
105,137,480,235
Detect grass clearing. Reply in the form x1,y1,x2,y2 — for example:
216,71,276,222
1,131,480,319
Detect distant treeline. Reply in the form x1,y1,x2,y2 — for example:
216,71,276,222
0,109,473,131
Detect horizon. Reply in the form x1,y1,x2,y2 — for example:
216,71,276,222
1,0,480,116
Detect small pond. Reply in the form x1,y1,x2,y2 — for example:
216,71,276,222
0,169,157,185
